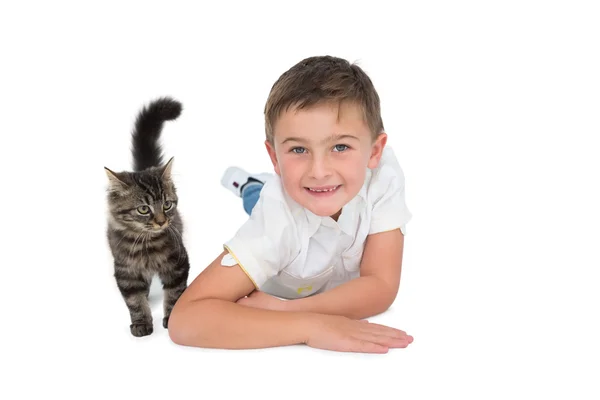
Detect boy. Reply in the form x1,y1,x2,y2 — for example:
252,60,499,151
169,55,413,353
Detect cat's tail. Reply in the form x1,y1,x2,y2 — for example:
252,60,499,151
131,97,182,172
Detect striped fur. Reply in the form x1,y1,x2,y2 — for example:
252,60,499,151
105,97,190,337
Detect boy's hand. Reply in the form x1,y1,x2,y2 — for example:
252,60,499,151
305,314,413,353
236,290,286,311
235,290,413,354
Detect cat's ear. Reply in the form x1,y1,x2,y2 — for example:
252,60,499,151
160,157,174,180
104,167,129,188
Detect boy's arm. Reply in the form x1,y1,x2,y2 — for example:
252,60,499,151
282,228,405,319
168,250,309,349
168,250,410,352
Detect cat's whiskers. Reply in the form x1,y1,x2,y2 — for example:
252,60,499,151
113,230,128,249
113,225,137,249
170,224,182,238
128,230,145,260
168,225,182,264
142,231,151,260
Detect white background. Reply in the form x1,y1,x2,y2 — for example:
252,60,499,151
1,1,599,399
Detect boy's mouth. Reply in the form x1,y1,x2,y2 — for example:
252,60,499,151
305,185,341,195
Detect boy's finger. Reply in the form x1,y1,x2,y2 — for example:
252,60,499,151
361,323,409,338
354,332,411,348
350,339,389,354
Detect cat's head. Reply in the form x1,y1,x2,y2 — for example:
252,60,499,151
105,157,179,233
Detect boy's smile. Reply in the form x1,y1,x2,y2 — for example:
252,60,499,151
306,185,341,194
265,101,387,220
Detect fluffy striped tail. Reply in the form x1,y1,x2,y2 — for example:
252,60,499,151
131,97,182,172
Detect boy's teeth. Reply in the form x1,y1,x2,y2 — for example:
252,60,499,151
309,186,337,192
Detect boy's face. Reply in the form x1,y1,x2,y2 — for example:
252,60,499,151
265,102,387,220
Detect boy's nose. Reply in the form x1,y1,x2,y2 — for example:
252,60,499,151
308,157,333,180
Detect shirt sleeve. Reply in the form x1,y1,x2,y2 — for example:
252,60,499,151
368,148,413,235
223,191,298,289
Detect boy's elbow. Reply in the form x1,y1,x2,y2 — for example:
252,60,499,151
351,292,396,319
167,302,193,346
367,297,394,318
371,277,399,315
168,298,220,347
380,296,396,314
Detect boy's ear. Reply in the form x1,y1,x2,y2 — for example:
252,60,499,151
367,133,388,169
265,140,281,176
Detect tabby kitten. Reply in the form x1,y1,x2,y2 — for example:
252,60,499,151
105,97,190,337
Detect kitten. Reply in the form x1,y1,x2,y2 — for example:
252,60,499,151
105,97,190,337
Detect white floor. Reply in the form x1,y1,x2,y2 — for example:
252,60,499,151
2,1,599,399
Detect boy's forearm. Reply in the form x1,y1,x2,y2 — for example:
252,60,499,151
283,276,397,319
168,298,316,349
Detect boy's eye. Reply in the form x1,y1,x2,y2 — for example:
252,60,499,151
291,147,306,154
137,205,151,215
333,144,349,152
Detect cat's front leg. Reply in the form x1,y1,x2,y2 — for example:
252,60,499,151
159,253,190,329
115,262,154,337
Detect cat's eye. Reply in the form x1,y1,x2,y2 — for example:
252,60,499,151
163,201,173,211
137,205,151,215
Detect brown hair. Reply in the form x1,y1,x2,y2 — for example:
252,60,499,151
264,55,384,143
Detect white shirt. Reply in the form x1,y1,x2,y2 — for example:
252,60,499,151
223,146,412,299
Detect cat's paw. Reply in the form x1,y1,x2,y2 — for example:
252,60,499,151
130,322,153,337
162,316,169,329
